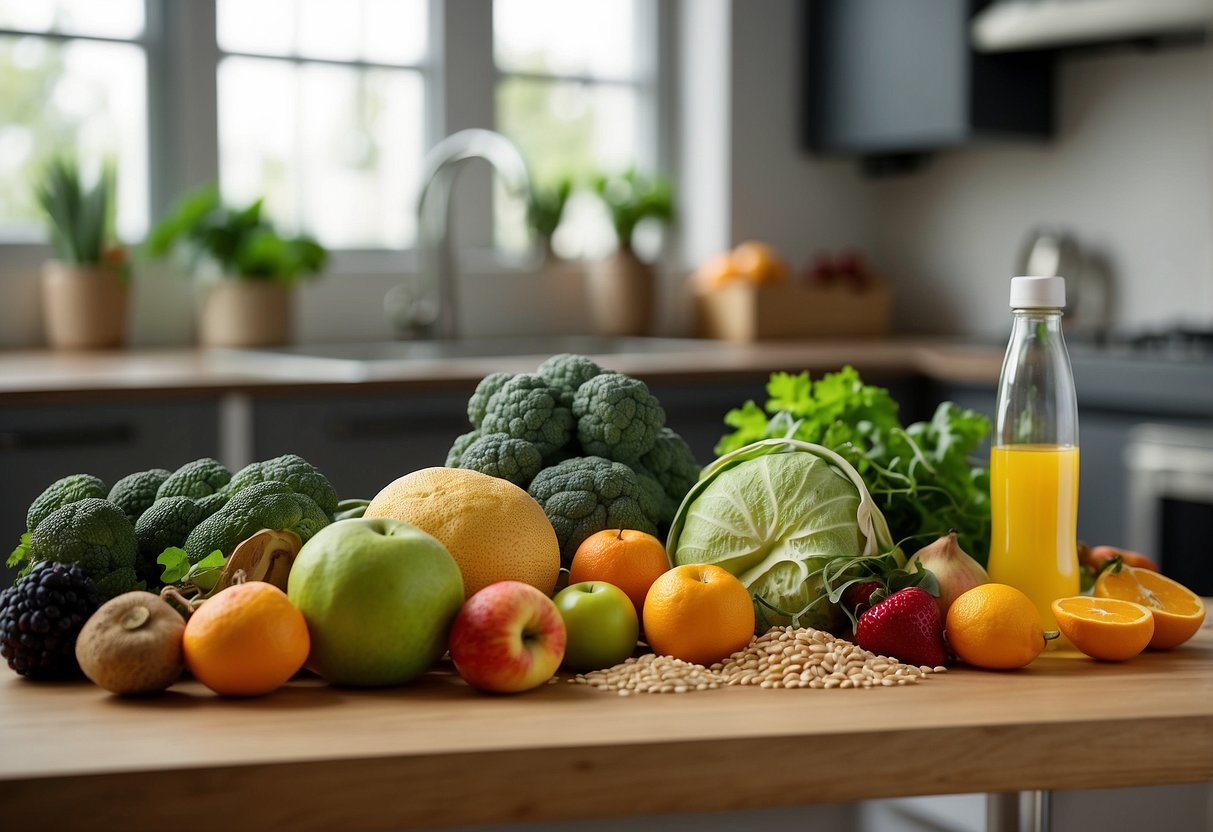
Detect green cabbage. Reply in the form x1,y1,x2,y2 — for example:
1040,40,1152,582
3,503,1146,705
667,439,898,634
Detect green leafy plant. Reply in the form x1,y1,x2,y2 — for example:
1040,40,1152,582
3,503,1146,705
526,176,573,242
146,184,327,283
592,168,674,251
717,367,993,565
34,157,120,266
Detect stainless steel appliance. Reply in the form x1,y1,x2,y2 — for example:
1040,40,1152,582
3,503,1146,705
1126,423,1213,595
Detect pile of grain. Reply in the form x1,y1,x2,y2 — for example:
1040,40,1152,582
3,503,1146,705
568,626,946,695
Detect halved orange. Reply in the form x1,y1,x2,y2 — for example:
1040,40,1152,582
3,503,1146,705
1051,596,1154,661
1094,565,1206,650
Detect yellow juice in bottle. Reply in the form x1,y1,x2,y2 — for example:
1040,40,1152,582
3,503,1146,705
987,444,1080,631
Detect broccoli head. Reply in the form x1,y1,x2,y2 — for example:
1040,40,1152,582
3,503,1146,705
632,468,672,529
457,433,543,487
527,456,659,565
445,429,481,467
26,498,138,599
572,373,665,464
537,354,605,409
196,491,229,518
184,480,330,564
481,374,574,457
107,468,172,525
157,458,232,501
26,474,108,533
134,496,206,564
639,427,702,509
224,453,338,515
467,372,513,428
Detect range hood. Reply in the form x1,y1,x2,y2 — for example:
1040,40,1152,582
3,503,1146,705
972,0,1210,52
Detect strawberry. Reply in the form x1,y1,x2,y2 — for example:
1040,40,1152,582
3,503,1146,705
854,587,948,668
842,580,882,616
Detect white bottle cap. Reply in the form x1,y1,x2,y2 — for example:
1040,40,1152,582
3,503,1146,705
1009,275,1066,309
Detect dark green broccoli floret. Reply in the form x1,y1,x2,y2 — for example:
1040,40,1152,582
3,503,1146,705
224,454,338,515
184,481,329,563
457,433,543,487
639,427,702,510
445,429,482,467
26,498,137,599
537,354,606,409
572,373,665,464
157,458,231,501
467,372,513,428
26,474,107,533
633,468,672,529
107,468,171,525
481,374,574,457
135,496,206,564
527,456,658,565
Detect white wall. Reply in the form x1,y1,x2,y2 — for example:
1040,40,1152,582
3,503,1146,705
869,44,1213,337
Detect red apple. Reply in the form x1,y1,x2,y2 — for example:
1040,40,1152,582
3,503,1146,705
449,580,566,693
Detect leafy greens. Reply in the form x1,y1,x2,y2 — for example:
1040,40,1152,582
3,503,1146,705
716,367,992,564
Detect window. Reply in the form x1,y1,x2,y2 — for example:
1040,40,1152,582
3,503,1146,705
494,0,658,258
216,0,428,250
0,0,148,240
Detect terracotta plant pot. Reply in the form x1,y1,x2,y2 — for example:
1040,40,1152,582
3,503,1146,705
586,248,655,337
199,279,292,348
40,261,128,350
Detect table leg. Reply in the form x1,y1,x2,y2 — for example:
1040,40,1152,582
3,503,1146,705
986,790,1053,832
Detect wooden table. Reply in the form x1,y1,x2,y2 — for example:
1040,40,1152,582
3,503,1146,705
1,625,1210,831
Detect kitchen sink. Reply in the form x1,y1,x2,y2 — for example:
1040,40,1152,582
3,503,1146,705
212,336,731,381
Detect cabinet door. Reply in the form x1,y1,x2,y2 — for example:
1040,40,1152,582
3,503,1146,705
1,399,221,584
249,391,473,501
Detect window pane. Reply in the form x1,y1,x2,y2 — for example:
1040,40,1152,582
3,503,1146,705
0,0,143,39
0,36,148,239
497,77,639,258
495,0,641,80
218,56,424,249
217,0,426,66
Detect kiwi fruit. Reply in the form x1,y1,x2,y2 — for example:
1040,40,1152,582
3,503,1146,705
75,591,186,695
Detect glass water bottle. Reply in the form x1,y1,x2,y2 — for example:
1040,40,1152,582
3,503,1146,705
987,276,1080,632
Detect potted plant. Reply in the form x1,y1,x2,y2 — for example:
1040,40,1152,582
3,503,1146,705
526,176,573,261
147,185,327,348
588,169,674,336
35,158,129,350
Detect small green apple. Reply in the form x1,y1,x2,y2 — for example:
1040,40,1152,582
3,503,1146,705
553,581,639,672
287,518,464,686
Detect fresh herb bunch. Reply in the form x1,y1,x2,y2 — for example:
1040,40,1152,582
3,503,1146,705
146,184,327,283
526,176,573,241
35,157,119,266
717,367,993,564
592,168,674,251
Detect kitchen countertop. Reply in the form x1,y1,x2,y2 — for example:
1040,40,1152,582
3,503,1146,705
0,622,1209,831
0,338,1003,403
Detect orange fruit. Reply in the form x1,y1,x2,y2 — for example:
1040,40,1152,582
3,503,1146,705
569,529,670,616
694,252,739,291
730,241,790,285
642,564,754,666
183,582,310,696
945,583,1050,670
366,467,560,599
1051,596,1154,661
1094,565,1206,649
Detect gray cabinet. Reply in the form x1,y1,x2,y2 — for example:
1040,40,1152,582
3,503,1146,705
1,398,222,584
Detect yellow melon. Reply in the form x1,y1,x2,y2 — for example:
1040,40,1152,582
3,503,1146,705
365,467,559,599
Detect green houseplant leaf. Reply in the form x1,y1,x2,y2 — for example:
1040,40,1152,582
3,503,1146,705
592,168,674,251
34,157,120,266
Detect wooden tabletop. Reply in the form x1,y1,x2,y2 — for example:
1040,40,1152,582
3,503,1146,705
1,622,1210,831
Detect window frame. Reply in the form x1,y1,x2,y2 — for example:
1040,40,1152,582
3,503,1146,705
0,0,671,276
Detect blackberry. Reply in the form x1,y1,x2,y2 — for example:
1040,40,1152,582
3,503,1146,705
0,561,100,680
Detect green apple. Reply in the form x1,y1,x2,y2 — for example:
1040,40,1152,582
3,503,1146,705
553,581,639,672
287,518,463,686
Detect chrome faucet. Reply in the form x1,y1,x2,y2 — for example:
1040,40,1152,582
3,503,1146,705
386,129,532,339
